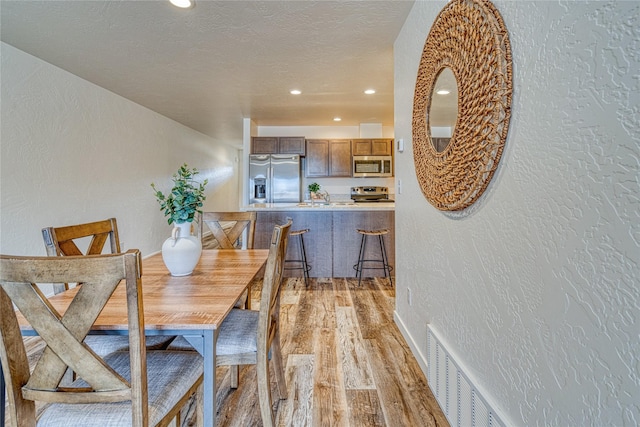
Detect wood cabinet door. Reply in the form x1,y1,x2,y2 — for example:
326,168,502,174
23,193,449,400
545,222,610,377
332,211,395,276
352,139,372,156
351,139,392,156
251,137,278,154
305,140,329,177
278,137,306,155
329,139,352,177
371,139,393,155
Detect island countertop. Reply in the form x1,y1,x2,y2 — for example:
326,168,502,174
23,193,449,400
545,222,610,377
246,205,395,277
243,202,395,211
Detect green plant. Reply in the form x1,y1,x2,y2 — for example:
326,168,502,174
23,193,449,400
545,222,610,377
308,182,321,193
151,164,208,225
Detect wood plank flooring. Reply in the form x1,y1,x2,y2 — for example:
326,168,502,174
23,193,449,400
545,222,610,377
7,277,448,427
212,276,448,427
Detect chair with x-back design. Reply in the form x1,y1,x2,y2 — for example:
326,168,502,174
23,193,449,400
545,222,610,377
41,218,174,356
168,211,258,386
42,218,121,293
200,211,257,250
201,211,257,311
0,250,204,427
215,218,292,426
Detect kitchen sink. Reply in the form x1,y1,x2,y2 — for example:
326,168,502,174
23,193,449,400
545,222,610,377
296,202,356,207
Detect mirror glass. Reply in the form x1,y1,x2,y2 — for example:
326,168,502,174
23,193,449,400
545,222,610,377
428,67,458,152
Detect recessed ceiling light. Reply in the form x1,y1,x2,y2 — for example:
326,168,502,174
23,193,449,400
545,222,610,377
436,89,450,95
170,0,194,8
333,117,342,122
364,89,376,95
290,90,301,95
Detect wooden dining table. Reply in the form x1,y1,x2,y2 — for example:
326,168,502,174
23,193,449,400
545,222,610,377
12,249,269,427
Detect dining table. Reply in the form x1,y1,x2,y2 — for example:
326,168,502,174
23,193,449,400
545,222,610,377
10,249,269,427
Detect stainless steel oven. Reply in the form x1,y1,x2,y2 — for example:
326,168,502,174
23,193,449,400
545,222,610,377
352,156,393,177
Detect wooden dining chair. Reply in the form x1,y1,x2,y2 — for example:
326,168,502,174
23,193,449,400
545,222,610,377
41,218,175,355
200,211,257,250
42,217,121,293
168,211,261,386
0,250,204,427
202,211,258,310
167,212,259,388
215,218,292,427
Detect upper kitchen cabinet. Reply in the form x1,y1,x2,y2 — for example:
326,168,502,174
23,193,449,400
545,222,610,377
279,137,306,155
251,136,306,155
351,139,394,156
305,139,352,177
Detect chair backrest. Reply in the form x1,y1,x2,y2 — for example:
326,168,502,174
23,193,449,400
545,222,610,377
42,217,121,257
0,250,148,427
257,218,292,359
201,211,257,249
42,218,121,293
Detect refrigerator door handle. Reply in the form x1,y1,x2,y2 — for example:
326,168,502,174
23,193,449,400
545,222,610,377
268,166,273,203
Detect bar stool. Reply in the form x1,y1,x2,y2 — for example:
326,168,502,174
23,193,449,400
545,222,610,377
353,228,393,286
285,228,311,285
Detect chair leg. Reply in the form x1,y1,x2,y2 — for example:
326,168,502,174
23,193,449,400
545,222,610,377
355,234,367,286
271,333,288,400
230,364,240,389
299,234,310,286
285,232,311,286
378,234,393,285
257,352,276,427
377,236,388,277
196,382,204,427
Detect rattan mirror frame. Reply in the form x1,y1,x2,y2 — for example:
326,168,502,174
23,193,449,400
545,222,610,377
412,0,512,211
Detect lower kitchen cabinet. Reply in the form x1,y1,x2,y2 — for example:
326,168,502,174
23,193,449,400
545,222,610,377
253,210,394,277
332,211,395,278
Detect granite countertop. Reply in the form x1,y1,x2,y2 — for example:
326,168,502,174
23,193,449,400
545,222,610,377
243,201,395,211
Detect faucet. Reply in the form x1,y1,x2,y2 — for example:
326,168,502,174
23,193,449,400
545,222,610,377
321,190,330,203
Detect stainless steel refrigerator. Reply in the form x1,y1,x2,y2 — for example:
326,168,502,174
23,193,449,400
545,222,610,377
249,154,301,203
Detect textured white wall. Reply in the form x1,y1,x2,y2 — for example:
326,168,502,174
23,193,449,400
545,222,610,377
1,43,240,260
394,1,639,425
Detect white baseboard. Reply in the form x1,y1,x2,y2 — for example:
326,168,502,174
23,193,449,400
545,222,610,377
393,310,429,377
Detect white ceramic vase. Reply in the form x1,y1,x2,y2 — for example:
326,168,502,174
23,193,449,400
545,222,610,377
161,221,202,276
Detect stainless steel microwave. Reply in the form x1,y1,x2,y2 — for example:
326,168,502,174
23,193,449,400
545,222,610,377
352,156,393,177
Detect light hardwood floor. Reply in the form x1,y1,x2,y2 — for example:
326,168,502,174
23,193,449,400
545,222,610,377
8,277,448,427
210,276,448,427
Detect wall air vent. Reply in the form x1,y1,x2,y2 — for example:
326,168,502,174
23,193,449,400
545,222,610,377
426,324,507,427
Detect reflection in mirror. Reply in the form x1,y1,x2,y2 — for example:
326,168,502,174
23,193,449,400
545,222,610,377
428,67,458,152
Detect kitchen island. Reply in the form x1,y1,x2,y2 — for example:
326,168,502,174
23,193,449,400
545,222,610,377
243,202,394,278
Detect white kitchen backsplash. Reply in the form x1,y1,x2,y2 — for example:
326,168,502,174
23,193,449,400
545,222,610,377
302,177,395,201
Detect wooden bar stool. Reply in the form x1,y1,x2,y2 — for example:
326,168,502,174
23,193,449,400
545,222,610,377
353,228,393,286
285,228,311,285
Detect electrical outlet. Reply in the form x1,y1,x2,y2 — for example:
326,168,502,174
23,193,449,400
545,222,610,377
397,178,402,194
407,287,412,306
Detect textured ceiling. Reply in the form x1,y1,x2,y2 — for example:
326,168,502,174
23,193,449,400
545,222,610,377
1,0,415,147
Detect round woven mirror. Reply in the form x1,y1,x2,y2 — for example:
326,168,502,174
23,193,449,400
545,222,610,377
412,0,512,211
